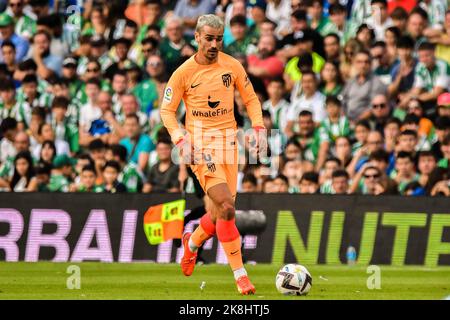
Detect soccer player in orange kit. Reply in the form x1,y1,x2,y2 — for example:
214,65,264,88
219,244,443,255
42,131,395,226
160,14,267,295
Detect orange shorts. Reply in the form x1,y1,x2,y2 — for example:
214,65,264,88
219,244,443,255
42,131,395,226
190,148,238,197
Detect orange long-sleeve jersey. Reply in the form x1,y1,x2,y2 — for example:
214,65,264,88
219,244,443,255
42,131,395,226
160,51,264,149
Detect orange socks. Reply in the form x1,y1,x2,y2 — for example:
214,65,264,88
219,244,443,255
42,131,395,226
190,212,216,249
216,218,244,271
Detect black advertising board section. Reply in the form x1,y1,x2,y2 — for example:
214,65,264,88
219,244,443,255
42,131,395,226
0,193,449,266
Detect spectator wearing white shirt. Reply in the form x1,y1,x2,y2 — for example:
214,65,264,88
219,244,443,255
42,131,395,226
266,0,292,38
286,70,326,137
79,78,102,137
366,0,393,41
262,77,290,131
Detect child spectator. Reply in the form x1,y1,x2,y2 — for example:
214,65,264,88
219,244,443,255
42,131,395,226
102,160,127,193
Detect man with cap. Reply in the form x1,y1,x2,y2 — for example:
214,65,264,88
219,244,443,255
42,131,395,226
61,56,82,98
0,12,29,63
48,154,76,192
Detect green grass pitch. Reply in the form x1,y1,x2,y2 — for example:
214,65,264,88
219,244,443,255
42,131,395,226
0,263,449,300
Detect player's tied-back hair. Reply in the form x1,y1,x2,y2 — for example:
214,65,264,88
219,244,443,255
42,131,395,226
195,14,224,33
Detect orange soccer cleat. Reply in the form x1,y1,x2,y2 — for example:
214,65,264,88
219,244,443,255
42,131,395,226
180,232,197,276
236,275,256,295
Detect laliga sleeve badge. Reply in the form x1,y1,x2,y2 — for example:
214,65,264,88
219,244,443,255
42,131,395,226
164,87,173,102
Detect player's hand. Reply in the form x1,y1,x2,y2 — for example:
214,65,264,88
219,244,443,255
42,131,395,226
251,126,268,159
176,136,194,165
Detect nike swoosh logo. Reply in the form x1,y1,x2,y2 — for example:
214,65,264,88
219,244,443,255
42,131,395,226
230,250,239,255
191,83,201,88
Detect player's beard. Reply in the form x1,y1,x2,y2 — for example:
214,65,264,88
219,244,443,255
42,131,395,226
207,49,219,60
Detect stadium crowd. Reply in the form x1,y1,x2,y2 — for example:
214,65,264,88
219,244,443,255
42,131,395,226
0,0,449,196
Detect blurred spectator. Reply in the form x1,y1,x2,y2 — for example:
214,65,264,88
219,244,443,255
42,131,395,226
241,173,258,192
299,171,319,194
71,164,104,193
320,96,351,143
413,42,450,116
143,139,179,193
10,150,36,191
0,12,29,63
318,60,344,97
341,50,387,122
417,150,437,186
438,133,450,169
0,40,17,78
289,110,330,171
109,143,144,193
173,0,216,36
288,70,326,123
368,94,392,133
48,154,74,192
330,169,350,194
224,15,257,56
247,34,284,85
120,113,154,172
30,30,62,78
262,77,289,131
102,160,127,193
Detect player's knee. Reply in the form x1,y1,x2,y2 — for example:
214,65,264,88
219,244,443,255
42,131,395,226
219,199,235,220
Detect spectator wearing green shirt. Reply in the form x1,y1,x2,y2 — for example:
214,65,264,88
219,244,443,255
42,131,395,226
0,129,30,189
391,151,420,194
48,154,75,192
0,79,31,130
109,144,144,193
320,4,353,45
438,133,450,169
323,33,341,64
70,164,104,193
307,0,330,35
293,110,330,171
35,162,51,192
224,15,258,57
319,60,344,97
407,42,450,117
371,41,395,86
50,96,79,154
320,96,351,144
133,55,161,115
159,16,195,75
6,0,36,40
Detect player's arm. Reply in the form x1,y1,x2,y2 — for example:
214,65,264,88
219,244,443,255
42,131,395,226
159,70,186,145
234,62,264,129
234,62,268,156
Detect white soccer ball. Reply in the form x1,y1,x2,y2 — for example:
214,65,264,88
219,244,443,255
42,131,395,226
275,264,312,296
